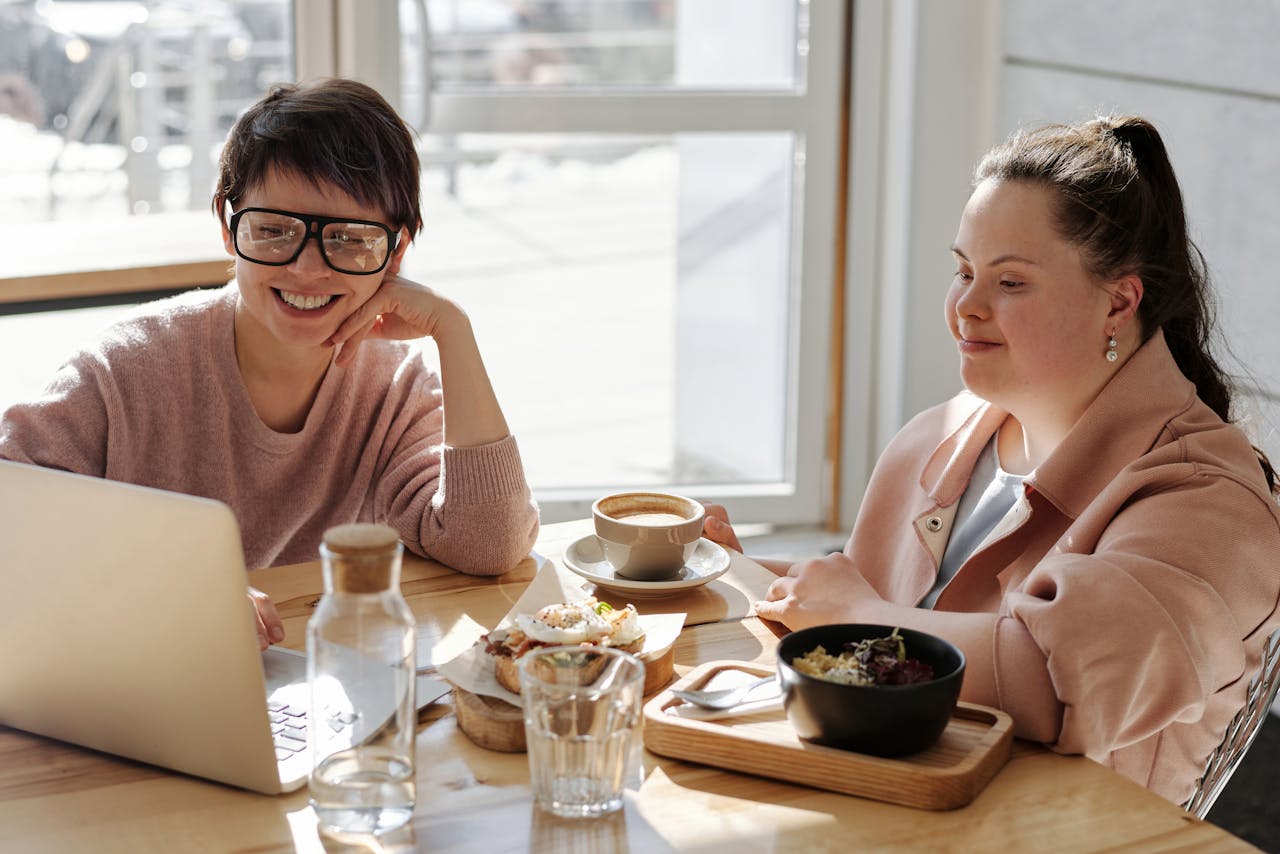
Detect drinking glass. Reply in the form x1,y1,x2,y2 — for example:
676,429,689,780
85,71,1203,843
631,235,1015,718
519,646,645,819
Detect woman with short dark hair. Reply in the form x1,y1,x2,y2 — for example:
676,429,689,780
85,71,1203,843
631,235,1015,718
0,79,539,648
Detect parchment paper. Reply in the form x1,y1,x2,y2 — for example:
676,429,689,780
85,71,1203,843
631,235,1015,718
437,560,685,705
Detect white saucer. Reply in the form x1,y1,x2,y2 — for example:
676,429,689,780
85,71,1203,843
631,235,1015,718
562,535,732,596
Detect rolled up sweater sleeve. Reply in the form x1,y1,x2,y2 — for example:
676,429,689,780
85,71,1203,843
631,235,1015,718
1002,472,1280,761
424,437,539,574
373,364,538,576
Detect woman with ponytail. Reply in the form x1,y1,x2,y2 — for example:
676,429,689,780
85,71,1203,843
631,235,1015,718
706,116,1280,804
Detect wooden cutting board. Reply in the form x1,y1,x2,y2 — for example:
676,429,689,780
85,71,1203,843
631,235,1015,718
453,688,528,752
643,660,1013,810
453,645,675,753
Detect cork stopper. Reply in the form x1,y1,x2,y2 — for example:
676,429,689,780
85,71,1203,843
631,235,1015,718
322,523,402,593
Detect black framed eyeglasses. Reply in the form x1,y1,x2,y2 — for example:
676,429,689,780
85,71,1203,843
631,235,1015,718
227,207,399,275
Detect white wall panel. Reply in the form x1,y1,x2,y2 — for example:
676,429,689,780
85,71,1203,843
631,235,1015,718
1003,0,1280,99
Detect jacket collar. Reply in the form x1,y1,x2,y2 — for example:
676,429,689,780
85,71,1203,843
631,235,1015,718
920,329,1197,518
919,394,1006,507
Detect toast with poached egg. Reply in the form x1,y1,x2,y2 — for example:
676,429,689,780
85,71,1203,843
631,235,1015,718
482,598,646,694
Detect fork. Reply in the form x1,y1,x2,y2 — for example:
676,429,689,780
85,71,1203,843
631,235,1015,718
670,674,777,710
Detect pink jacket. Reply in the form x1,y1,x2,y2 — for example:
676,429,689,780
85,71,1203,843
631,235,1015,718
846,330,1280,802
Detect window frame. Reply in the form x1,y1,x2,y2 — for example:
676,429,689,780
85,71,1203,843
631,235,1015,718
1,1,851,530
297,0,848,526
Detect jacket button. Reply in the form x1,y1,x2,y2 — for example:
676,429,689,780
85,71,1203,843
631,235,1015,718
925,516,943,532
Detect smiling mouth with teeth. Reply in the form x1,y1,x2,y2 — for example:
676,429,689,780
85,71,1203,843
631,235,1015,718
275,289,336,311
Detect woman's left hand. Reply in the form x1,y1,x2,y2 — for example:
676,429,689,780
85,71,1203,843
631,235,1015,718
327,269,510,448
753,552,883,630
328,273,458,367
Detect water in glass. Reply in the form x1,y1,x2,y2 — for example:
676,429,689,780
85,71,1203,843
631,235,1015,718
519,646,645,819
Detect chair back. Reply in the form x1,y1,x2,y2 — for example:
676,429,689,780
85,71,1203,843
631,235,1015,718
1183,626,1280,819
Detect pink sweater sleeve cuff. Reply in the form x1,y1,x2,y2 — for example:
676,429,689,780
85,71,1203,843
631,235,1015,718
438,435,529,503
993,615,1064,742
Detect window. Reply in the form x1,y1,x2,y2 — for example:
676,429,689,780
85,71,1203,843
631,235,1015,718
310,0,847,523
0,0,292,222
0,0,292,412
2,0,847,528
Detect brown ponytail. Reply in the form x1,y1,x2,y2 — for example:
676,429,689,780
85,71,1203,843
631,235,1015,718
975,116,1277,494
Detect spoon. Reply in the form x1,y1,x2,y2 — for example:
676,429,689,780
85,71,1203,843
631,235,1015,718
671,674,777,710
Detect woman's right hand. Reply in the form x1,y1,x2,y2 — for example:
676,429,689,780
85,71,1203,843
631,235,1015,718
702,503,743,553
248,586,284,651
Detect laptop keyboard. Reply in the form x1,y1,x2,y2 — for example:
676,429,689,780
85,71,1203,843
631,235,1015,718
268,700,309,761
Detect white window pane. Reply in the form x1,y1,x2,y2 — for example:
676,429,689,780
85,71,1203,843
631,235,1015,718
0,0,292,224
406,132,796,491
400,0,802,95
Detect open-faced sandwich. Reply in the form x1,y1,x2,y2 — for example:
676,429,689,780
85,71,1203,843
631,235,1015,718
482,598,645,694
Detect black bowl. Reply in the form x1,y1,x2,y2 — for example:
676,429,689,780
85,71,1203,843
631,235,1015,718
776,624,965,757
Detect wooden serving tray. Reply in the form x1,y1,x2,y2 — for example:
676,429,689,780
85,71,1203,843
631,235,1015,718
643,660,1013,810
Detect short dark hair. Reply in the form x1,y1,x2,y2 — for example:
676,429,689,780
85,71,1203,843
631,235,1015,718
213,78,422,236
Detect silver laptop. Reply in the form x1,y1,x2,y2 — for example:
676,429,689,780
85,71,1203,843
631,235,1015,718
0,460,448,794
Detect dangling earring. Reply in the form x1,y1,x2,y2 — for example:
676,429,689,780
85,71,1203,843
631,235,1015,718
1105,333,1119,362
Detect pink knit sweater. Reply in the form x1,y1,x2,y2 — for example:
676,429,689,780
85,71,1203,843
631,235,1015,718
0,285,539,572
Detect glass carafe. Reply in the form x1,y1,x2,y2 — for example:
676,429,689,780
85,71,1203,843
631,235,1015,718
307,523,416,835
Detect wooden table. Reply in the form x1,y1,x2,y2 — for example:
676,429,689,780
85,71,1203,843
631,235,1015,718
0,521,1255,852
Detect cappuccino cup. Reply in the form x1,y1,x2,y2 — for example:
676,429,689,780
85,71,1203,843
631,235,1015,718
592,492,705,581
